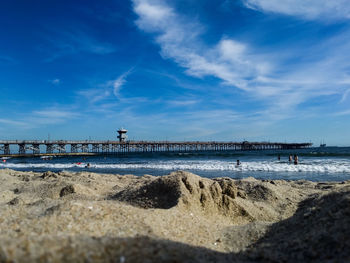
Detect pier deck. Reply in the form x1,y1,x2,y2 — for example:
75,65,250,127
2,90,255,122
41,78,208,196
0,140,312,157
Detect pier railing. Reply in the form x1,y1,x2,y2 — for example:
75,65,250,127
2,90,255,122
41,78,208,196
0,140,313,156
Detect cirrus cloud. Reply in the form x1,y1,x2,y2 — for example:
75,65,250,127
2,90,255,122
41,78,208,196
242,0,350,20
132,0,350,120
132,0,268,91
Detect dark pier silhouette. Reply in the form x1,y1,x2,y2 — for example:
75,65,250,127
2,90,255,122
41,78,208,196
0,140,312,157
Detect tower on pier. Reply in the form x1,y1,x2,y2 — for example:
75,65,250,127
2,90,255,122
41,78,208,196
117,128,128,142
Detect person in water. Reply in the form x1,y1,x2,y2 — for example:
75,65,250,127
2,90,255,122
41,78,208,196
85,163,91,168
236,160,241,166
288,155,293,162
294,155,298,165
278,154,281,161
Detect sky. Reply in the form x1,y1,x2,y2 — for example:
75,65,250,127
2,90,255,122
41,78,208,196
1,0,350,145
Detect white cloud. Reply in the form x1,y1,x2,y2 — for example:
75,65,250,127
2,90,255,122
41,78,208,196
0,119,28,127
167,99,199,106
112,74,127,97
50,79,60,85
333,109,350,116
110,69,133,97
340,88,350,103
134,0,173,28
243,0,350,20
27,109,80,125
33,110,78,119
0,108,80,130
77,68,134,104
77,88,111,104
132,0,266,91
132,0,350,121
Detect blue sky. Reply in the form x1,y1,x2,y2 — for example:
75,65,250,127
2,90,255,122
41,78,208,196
1,0,350,145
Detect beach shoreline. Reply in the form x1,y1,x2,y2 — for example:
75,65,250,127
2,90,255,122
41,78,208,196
0,168,349,262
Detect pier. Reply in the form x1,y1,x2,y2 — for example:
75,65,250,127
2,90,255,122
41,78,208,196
0,140,312,157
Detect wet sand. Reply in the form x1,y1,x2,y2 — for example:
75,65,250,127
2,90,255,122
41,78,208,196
0,168,349,262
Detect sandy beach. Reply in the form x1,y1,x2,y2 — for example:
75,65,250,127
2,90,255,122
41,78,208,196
0,168,349,262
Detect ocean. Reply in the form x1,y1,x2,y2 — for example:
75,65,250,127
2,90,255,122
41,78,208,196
1,147,350,182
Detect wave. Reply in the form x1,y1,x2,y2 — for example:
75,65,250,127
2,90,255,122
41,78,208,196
1,160,350,174
134,149,350,158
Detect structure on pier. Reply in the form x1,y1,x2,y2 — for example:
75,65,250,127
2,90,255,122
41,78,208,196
0,139,313,156
117,128,127,142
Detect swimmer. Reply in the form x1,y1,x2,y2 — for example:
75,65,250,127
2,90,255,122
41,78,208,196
288,155,293,162
236,160,241,166
278,154,281,161
85,163,91,168
294,155,298,165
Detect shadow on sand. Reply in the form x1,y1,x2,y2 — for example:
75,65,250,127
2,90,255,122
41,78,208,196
2,189,349,262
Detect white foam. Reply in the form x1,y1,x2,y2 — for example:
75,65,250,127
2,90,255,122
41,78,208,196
1,163,80,169
1,159,350,173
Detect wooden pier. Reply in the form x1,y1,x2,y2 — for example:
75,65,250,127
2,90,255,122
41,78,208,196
0,140,312,157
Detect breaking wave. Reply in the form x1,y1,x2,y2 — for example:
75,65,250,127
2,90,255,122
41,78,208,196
2,159,350,174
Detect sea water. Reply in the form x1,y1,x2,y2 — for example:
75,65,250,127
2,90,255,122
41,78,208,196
1,147,350,182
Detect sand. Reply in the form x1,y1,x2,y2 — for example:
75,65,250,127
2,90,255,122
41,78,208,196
0,168,349,262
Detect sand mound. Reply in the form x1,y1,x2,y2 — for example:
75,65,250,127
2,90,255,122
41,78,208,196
112,171,249,222
1,169,349,262
112,173,182,209
112,171,309,224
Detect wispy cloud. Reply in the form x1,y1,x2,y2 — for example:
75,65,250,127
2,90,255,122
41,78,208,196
28,108,80,126
340,88,350,103
32,109,79,119
242,0,350,20
167,99,199,107
132,0,350,122
0,118,29,127
78,68,134,104
333,109,350,116
133,0,267,91
49,79,60,85
77,88,112,104
110,68,134,97
0,108,80,129
104,106,266,141
42,29,116,62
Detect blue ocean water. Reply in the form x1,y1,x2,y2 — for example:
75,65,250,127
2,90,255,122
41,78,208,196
2,147,350,182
